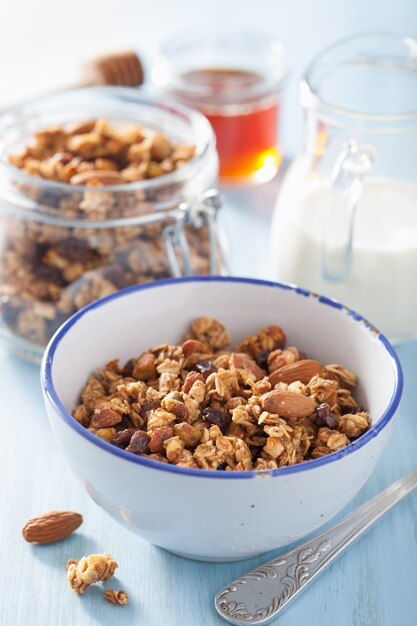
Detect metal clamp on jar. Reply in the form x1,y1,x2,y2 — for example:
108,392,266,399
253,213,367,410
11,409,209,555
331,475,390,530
0,87,228,362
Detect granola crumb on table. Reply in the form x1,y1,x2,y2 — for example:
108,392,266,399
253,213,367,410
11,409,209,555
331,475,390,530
104,589,129,605
72,317,371,471
66,552,118,594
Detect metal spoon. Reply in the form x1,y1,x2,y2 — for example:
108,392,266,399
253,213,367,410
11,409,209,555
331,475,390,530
215,469,417,625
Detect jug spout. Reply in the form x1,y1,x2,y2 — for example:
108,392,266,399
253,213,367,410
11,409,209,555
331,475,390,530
322,140,375,282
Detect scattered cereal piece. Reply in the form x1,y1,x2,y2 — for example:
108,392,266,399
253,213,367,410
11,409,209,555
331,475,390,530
189,317,231,350
104,589,129,605
66,553,118,595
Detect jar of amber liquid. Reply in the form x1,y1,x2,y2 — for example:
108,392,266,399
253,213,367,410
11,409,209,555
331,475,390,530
154,31,287,184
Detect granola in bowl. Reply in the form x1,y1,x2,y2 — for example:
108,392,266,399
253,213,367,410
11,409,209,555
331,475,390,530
72,317,370,471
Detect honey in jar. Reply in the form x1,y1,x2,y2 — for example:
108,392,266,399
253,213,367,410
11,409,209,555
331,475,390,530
180,68,281,182
154,32,287,184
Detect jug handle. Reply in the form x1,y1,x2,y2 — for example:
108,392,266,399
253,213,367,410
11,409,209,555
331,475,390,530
163,189,229,278
322,140,375,282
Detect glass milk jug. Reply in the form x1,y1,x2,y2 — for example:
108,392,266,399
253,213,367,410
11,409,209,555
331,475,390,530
271,34,417,343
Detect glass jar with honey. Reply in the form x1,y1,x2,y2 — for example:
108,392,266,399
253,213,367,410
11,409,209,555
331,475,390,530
154,31,287,184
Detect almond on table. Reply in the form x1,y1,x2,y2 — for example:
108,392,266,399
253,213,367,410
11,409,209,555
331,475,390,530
22,510,83,544
72,317,370,471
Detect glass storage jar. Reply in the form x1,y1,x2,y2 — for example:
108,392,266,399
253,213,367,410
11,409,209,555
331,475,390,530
154,31,287,184
271,34,417,343
0,87,226,363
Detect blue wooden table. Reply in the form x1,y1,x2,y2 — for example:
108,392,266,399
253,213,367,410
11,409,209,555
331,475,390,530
1,182,416,626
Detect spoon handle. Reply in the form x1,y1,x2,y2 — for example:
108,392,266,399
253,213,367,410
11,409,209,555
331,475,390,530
215,469,417,626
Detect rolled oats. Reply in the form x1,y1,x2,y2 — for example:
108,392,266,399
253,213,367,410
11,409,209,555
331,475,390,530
338,411,370,438
72,318,371,470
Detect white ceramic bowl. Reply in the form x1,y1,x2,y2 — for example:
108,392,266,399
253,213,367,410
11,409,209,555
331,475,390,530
41,277,402,562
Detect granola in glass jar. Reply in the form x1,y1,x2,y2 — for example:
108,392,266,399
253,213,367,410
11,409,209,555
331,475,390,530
0,88,223,362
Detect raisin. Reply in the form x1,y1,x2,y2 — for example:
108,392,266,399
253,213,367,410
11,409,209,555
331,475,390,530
171,403,188,421
256,349,269,369
30,263,64,285
316,403,338,429
111,428,136,448
104,266,134,289
193,360,217,380
139,399,160,419
202,407,231,433
126,430,150,454
56,237,94,263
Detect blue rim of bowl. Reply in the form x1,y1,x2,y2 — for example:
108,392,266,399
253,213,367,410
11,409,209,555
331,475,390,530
41,276,403,480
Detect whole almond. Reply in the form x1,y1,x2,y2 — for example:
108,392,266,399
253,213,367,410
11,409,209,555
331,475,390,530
261,390,317,418
269,359,321,386
22,510,83,544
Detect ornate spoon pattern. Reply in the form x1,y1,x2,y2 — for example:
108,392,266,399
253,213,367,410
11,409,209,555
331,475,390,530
215,469,417,625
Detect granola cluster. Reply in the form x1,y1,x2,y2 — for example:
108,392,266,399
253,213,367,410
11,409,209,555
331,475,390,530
8,118,196,184
66,552,128,605
104,589,129,605
66,552,118,595
1,119,210,349
72,318,370,471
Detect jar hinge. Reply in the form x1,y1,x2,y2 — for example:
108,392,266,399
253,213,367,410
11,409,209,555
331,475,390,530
163,189,229,278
